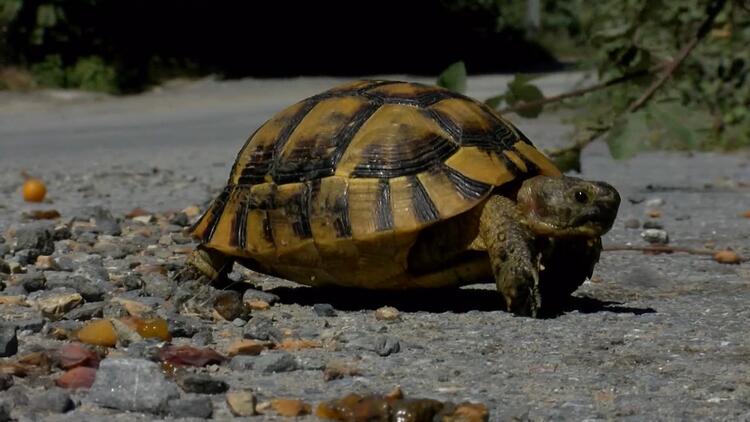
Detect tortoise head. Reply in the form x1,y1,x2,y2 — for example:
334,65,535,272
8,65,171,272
516,175,620,238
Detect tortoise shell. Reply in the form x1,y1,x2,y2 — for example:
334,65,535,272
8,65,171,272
191,80,561,288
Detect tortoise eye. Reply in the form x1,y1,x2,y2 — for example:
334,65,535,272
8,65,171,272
575,190,589,203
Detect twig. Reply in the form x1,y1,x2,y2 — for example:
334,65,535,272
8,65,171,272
627,0,727,112
539,0,729,159
499,65,664,115
604,243,747,263
604,244,716,256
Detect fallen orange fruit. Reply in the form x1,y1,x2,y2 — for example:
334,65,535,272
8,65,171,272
22,178,47,202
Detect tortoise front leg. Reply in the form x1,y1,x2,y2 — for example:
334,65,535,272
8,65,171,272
177,246,234,282
479,195,541,317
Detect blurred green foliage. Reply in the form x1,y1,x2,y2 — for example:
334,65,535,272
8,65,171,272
573,0,748,154
441,0,748,157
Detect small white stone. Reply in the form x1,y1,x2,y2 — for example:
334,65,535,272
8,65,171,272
641,229,669,244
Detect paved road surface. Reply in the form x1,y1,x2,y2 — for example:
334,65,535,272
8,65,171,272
1,74,749,421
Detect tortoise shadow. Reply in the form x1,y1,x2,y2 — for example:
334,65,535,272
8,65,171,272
543,295,657,318
264,286,657,316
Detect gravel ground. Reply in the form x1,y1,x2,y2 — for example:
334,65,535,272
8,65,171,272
1,75,749,421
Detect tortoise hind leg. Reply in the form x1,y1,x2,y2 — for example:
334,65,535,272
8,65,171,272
479,195,541,317
176,246,234,283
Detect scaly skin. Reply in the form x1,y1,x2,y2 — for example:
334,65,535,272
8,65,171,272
479,175,620,317
479,195,542,317
178,246,233,282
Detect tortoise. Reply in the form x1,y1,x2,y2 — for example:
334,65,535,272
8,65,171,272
183,80,620,317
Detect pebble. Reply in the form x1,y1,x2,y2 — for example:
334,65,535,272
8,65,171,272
34,255,58,270
111,296,161,316
4,385,29,407
101,301,129,319
375,306,401,321
46,275,106,302
93,215,122,237
54,256,76,272
110,318,143,346
642,220,664,229
229,356,256,371
64,301,105,321
142,274,174,299
7,317,45,333
227,339,272,356
243,316,283,342
169,212,190,227
120,340,160,362
27,289,83,319
178,374,229,394
19,272,46,292
254,351,299,374
0,400,9,422
213,291,245,320
644,197,665,208
8,262,23,274
0,259,9,274
13,222,55,255
55,366,97,390
45,320,83,340
0,326,18,357
192,329,213,346
117,274,144,291
623,218,641,229
28,388,74,413
15,249,40,265
313,303,337,317
92,241,126,259
167,314,201,338
242,288,280,305
348,335,401,356
0,373,13,391
168,396,213,419
226,390,256,416
77,320,117,347
270,399,311,417
641,229,670,245
182,205,202,219
87,358,180,414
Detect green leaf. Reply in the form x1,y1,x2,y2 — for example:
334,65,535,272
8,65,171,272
436,61,467,94
507,82,545,118
0,0,23,21
36,4,57,27
648,104,697,149
484,94,505,109
508,73,542,89
606,111,649,159
550,148,582,173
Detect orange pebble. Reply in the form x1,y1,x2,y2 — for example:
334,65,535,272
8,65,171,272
77,320,117,347
138,318,172,341
22,178,47,202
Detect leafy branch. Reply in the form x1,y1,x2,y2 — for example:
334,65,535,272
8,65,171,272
437,0,743,170
543,0,728,164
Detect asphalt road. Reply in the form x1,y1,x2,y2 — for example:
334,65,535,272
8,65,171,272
1,74,750,421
